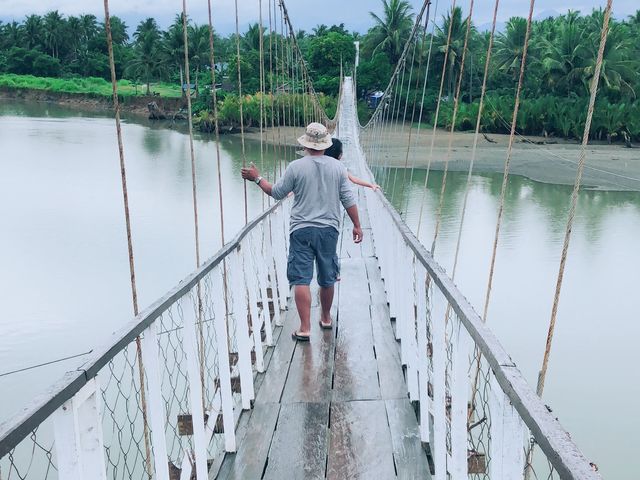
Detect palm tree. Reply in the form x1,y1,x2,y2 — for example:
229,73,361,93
43,11,66,58
367,0,414,65
23,15,43,50
539,13,588,96
493,17,530,81
163,14,187,97
128,18,164,94
243,23,262,51
433,7,476,99
189,24,211,97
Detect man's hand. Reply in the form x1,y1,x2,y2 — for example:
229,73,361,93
241,163,260,182
353,226,363,244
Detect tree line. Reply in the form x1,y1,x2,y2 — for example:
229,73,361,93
1,2,639,142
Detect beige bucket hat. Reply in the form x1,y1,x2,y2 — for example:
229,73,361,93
297,122,333,150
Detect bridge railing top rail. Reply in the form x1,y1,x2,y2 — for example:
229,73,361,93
0,200,284,459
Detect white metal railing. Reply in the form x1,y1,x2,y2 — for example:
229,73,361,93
342,72,601,480
0,199,291,480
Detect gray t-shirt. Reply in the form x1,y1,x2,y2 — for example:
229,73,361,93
271,155,356,233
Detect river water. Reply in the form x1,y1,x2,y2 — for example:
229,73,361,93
1,100,638,478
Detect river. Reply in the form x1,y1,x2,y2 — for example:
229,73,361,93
1,100,638,478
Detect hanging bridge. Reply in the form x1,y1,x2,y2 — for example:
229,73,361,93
0,0,613,478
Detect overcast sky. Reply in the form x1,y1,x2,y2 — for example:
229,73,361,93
0,0,636,34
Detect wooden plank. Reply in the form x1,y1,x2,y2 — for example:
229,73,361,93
333,259,380,402
385,398,432,480
327,400,396,480
370,303,407,400
263,402,330,480
364,257,387,305
281,308,336,403
216,403,280,480
254,305,299,404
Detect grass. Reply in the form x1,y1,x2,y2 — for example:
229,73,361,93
0,74,183,98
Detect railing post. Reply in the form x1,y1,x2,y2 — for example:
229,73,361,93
265,217,283,326
229,249,255,408
255,225,274,346
242,236,265,373
490,375,526,479
415,265,431,442
212,267,237,452
140,323,171,480
52,378,107,480
404,255,419,401
431,290,448,480
451,322,470,479
183,290,209,480
272,208,290,309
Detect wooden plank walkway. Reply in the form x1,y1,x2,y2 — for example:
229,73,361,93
214,190,431,479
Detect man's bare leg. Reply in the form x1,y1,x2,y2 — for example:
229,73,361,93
319,285,334,326
294,285,312,336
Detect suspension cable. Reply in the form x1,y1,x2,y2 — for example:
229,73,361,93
537,0,613,397
416,0,457,237
481,0,536,323
235,0,249,224
102,1,151,477
430,0,475,255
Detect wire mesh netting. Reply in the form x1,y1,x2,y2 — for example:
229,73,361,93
0,426,57,480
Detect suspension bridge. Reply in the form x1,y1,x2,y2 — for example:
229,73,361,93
0,0,613,478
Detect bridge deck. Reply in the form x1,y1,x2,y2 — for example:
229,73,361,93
214,190,431,479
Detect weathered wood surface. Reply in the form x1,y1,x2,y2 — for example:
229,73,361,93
216,403,280,480
386,398,432,479
262,402,330,480
327,400,397,480
214,195,430,479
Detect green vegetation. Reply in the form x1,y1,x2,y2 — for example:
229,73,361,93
358,5,640,142
0,73,181,97
0,3,639,141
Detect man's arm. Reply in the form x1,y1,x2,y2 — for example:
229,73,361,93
241,163,292,199
346,204,363,244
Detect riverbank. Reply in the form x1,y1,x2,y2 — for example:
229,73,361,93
0,83,185,117
243,125,640,192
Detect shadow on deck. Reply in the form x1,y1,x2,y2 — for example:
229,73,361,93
213,191,432,480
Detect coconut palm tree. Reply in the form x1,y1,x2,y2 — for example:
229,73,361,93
433,7,476,99
23,15,43,50
492,17,532,81
43,11,66,58
163,14,188,97
127,18,164,94
539,13,588,96
189,24,211,97
367,0,414,65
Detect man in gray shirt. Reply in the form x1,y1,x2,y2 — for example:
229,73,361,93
241,122,363,341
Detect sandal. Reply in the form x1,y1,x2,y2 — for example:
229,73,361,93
291,331,310,342
319,319,333,330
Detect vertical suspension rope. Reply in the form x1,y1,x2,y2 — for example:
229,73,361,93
481,0,535,323
206,0,226,245
404,0,439,215
235,0,249,224
450,0,500,282
102,1,152,478
416,0,457,237
259,0,267,208
430,0,475,254
181,0,208,410
536,0,613,397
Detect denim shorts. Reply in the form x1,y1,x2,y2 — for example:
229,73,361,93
287,226,339,287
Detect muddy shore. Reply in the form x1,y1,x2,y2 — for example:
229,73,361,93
243,125,640,192
3,88,638,191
